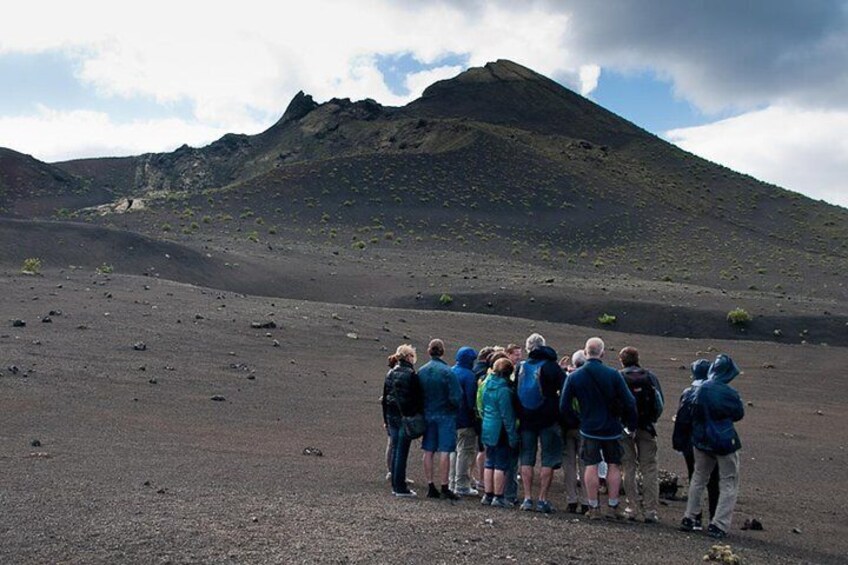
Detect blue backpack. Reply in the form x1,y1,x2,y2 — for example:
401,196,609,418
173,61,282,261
517,359,545,410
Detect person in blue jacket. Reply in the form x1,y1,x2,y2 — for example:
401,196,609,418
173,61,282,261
681,354,745,540
480,357,520,507
561,337,637,520
418,338,463,500
448,346,480,496
673,359,719,530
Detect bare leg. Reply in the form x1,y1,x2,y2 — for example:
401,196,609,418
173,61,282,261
484,468,494,494
439,452,451,487
539,467,554,501
494,470,506,496
423,451,434,484
607,464,622,503
476,451,485,485
521,465,534,501
584,464,600,503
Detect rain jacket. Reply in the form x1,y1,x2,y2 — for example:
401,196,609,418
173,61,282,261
561,358,637,440
481,372,519,448
418,356,462,417
452,346,479,429
691,355,745,454
382,359,423,426
672,359,709,452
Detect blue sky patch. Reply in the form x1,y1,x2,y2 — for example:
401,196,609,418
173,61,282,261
375,52,469,96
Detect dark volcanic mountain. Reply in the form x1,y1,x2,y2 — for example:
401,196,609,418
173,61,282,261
1,59,847,340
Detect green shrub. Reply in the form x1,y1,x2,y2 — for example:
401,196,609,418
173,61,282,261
727,308,752,325
96,263,114,274
22,257,42,275
161,223,172,232
352,240,366,250
247,230,259,242
598,313,617,325
439,294,453,306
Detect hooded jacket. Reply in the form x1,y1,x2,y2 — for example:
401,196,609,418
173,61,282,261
691,355,745,454
561,357,638,440
672,359,710,452
418,356,462,417
452,346,479,429
382,359,423,426
481,371,519,448
515,345,566,431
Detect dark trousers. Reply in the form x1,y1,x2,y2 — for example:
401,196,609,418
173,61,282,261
684,447,719,519
389,423,412,493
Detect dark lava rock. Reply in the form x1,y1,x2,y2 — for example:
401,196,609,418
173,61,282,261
148,378,157,385
302,447,323,457
250,321,277,329
133,342,147,351
30,439,41,447
658,469,681,500
143,480,151,487
41,316,52,323
211,395,226,402
7,365,20,375
742,518,764,531
11,319,26,327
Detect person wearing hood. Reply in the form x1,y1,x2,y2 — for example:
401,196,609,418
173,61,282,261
480,357,520,507
680,354,745,540
448,346,480,496
516,333,566,514
673,359,719,530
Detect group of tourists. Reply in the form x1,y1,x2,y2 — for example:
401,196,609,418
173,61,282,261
380,333,745,540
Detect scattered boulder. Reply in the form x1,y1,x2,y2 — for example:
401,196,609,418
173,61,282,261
250,321,277,329
30,439,41,447
48,310,62,316
704,544,741,564
742,518,763,531
302,447,323,457
11,319,26,327
7,365,20,375
132,342,147,351
211,395,226,402
793,527,802,534
41,316,52,323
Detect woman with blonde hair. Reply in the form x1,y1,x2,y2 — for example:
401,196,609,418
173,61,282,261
382,345,424,497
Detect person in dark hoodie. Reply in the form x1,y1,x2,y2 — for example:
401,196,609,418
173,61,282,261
561,337,637,520
516,333,566,514
681,354,745,540
470,346,495,490
673,359,720,530
449,346,480,496
382,344,423,497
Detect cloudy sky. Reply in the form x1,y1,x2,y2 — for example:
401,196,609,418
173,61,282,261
1,0,847,208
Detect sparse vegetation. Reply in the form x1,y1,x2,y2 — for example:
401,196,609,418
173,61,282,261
598,313,617,325
96,263,114,275
727,308,752,326
439,293,453,306
247,230,259,243
352,240,366,250
22,257,42,275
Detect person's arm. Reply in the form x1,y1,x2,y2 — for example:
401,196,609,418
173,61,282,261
560,375,574,419
465,371,478,420
727,388,745,422
500,387,519,448
448,367,462,410
411,371,424,414
650,371,665,420
382,376,390,425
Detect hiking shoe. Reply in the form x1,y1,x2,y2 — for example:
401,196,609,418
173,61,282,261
680,517,696,532
427,484,441,499
566,502,579,514
490,496,509,508
606,503,627,521
393,489,417,498
693,513,704,531
481,494,494,506
385,471,392,481
585,506,603,520
519,498,534,511
505,497,519,507
536,500,555,514
643,511,659,524
474,480,485,490
455,487,479,497
625,507,644,522
708,524,727,540
441,489,461,501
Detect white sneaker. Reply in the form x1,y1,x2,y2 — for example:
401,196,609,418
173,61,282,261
393,489,417,498
385,472,392,481
455,487,479,497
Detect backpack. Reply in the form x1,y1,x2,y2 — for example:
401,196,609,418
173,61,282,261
622,368,662,425
517,358,545,411
475,373,490,420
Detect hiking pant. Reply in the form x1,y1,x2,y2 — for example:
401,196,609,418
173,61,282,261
563,428,587,504
684,446,719,520
685,448,740,533
449,426,477,491
388,422,413,493
620,430,658,513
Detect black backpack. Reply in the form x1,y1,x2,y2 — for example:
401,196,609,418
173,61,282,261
622,368,661,426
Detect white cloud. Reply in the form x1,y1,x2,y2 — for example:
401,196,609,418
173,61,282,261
667,105,848,208
0,106,240,162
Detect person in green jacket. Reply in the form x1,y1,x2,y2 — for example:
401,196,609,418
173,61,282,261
480,358,520,508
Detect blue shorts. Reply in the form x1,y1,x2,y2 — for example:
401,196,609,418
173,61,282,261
520,424,563,468
485,443,512,471
421,414,457,453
